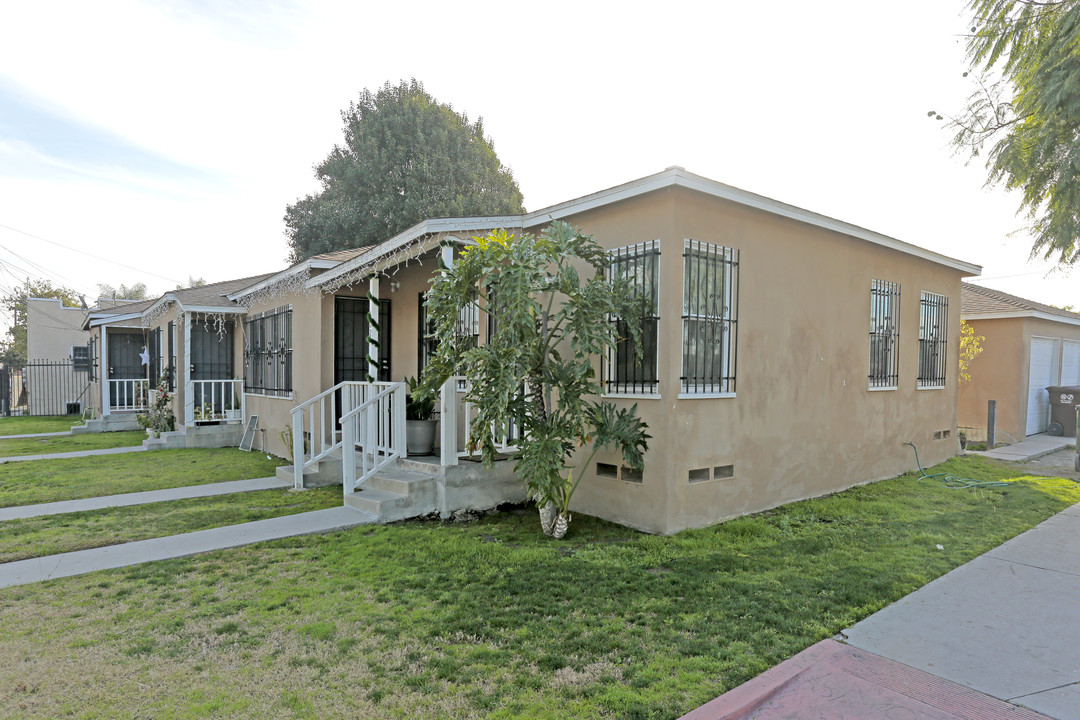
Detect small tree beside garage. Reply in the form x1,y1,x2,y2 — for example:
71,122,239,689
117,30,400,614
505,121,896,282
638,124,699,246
421,222,651,538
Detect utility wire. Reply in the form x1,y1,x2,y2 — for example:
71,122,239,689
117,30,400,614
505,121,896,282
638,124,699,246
0,221,183,285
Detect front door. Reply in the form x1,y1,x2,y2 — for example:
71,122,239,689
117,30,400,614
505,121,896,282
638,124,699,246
335,297,390,384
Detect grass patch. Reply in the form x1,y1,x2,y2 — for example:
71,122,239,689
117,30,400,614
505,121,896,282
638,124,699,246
0,456,1076,719
0,487,340,563
0,448,285,508
0,415,79,436
0,430,145,457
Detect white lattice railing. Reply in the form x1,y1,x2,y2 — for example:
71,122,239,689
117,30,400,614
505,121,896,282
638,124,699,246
341,382,406,495
108,378,149,411
190,379,244,424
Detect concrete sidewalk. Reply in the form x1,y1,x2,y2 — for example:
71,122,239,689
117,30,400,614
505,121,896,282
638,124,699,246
0,506,375,589
972,433,1075,462
0,430,73,440
0,476,292,521
682,501,1080,719
0,445,146,463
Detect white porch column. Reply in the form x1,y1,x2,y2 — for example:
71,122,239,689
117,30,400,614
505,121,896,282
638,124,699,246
367,277,380,382
183,313,194,427
100,326,110,416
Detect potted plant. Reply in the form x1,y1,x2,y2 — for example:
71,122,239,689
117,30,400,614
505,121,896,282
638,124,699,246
405,376,437,456
224,396,242,422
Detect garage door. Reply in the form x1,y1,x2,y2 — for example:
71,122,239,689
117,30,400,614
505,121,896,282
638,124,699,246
1063,340,1080,386
1027,338,1059,434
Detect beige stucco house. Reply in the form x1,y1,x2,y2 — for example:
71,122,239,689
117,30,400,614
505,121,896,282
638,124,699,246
959,283,1080,442
23,297,91,415
77,168,980,534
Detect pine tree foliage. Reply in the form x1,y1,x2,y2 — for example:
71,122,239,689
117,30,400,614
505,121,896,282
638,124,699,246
284,79,525,263
934,1,1080,264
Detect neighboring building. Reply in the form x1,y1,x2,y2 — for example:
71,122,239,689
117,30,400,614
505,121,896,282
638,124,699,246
76,168,981,534
959,283,1080,442
24,297,91,415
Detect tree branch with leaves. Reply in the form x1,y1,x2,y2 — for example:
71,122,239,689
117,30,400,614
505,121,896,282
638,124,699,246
420,222,651,537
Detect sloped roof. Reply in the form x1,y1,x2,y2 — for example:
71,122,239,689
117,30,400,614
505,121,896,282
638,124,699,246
310,166,981,290
227,248,368,302
961,282,1080,326
168,273,275,308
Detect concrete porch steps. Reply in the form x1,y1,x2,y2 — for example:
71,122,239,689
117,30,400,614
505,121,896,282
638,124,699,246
343,465,439,522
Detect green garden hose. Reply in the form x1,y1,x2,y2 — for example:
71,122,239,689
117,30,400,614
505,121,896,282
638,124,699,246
905,442,1011,489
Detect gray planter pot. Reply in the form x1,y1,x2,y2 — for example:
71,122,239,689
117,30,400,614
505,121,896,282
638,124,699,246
406,419,437,456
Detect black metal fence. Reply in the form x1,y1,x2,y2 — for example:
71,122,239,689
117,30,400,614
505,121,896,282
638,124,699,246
22,359,91,416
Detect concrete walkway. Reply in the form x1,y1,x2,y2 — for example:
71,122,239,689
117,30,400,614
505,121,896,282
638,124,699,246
972,433,1075,462
681,501,1080,719
0,476,292,521
0,430,73,440
0,506,375,589
0,445,146,463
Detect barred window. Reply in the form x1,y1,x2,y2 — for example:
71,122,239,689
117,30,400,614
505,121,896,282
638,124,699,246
869,280,900,388
682,240,738,394
244,306,292,397
918,291,948,388
605,240,660,394
71,344,90,372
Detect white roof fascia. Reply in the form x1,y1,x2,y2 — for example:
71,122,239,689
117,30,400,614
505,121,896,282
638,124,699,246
307,216,524,290
522,167,982,277
142,294,175,320
963,310,1080,327
227,259,347,302
90,312,143,327
180,304,245,315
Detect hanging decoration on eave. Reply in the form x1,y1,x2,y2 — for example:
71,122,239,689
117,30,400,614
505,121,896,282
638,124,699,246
142,298,174,328
318,232,442,294
235,268,318,310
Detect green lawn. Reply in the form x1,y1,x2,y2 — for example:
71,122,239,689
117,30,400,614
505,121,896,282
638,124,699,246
0,455,1076,719
0,486,341,563
0,430,145,457
0,415,79,435
0,448,285,508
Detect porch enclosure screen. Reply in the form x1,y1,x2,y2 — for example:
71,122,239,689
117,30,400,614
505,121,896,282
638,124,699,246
243,306,292,397
917,292,949,388
605,240,660,394
334,297,390,385
418,291,478,373
147,327,161,388
167,321,175,390
868,279,900,388
108,331,147,411
682,239,739,394
191,320,236,415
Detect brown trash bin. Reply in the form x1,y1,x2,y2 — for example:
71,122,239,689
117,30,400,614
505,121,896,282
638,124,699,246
1046,386,1080,437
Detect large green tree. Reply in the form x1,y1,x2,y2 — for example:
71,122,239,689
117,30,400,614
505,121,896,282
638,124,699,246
933,1,1080,264
285,79,525,263
0,280,81,367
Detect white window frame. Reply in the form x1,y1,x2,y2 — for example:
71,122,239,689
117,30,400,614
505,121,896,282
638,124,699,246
605,240,661,396
679,239,738,397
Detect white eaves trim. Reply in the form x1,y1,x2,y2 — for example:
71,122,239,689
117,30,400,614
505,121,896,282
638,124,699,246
228,258,340,302
307,166,982,289
963,310,1080,328
89,312,142,328
308,216,524,289
522,167,982,276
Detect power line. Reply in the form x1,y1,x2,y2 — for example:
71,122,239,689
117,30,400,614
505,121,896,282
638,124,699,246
0,221,183,285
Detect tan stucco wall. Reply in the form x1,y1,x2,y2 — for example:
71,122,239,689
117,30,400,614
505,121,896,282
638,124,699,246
959,316,1080,442
542,187,966,534
26,298,88,360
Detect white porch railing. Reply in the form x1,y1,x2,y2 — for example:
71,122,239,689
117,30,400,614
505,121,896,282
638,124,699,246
190,379,245,424
108,378,149,411
341,382,406,496
290,381,404,490
439,375,521,465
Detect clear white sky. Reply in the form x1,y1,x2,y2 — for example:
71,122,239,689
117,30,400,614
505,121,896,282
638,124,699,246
0,0,1075,331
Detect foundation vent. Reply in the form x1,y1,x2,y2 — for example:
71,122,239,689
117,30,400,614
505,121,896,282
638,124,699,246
689,464,735,483
596,462,644,483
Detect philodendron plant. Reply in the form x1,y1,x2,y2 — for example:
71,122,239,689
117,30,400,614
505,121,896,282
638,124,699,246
420,221,651,538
